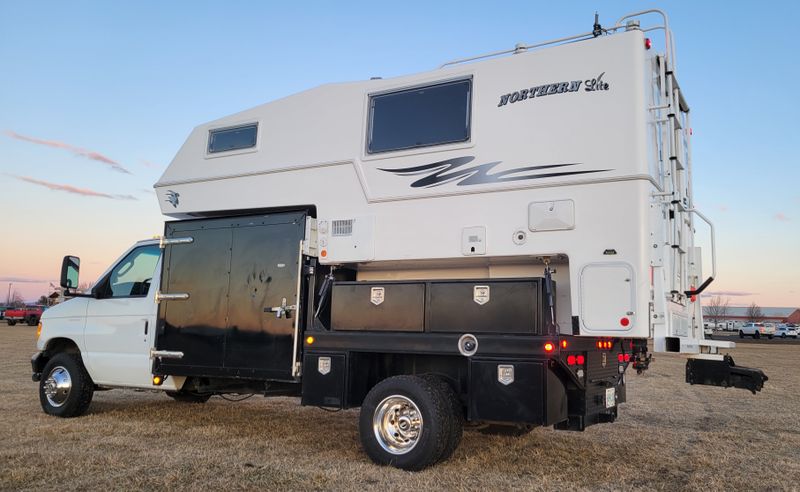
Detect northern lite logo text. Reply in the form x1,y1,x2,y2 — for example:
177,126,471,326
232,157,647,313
497,72,610,107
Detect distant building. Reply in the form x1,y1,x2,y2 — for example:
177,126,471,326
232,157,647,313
702,306,800,324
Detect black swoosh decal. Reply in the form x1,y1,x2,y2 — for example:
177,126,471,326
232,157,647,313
379,157,611,188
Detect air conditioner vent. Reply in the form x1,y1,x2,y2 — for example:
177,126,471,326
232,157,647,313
331,219,354,237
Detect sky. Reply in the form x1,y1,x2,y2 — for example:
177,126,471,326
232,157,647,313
0,1,798,307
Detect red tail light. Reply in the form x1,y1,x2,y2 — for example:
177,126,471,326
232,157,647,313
576,355,585,365
567,355,577,365
624,354,631,362
617,353,624,363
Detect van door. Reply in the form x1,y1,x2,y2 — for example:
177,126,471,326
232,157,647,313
155,212,306,382
83,244,161,387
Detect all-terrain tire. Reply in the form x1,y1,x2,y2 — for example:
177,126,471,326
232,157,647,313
7,320,16,326
166,391,212,403
359,375,452,471
768,335,773,339
739,330,744,338
781,333,786,339
26,316,38,326
754,331,760,339
39,352,94,418
420,374,464,464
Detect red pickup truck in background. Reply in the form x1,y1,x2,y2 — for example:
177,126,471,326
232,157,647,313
5,306,44,326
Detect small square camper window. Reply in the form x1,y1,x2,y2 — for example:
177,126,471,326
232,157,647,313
368,79,471,154
207,124,258,154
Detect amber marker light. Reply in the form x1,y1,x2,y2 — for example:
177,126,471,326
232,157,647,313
152,375,163,386
36,322,42,340
306,336,315,345
544,342,555,353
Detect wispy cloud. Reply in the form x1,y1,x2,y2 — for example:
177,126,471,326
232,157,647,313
705,290,757,297
774,212,790,222
0,276,52,284
8,175,137,200
140,159,162,169
4,130,131,174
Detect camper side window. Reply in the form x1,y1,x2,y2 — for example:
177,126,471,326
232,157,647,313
368,79,471,154
208,123,258,154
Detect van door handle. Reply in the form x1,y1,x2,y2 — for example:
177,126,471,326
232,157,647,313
144,320,149,335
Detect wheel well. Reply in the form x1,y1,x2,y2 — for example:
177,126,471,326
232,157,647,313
346,353,467,408
45,337,81,355
33,338,82,374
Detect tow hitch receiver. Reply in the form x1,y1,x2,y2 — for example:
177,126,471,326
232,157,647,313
686,354,768,394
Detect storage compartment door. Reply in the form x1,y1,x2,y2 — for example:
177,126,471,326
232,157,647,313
579,262,636,334
157,227,232,371
224,221,304,380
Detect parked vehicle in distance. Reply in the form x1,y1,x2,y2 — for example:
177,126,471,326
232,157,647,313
704,326,713,338
739,322,775,339
775,324,799,339
0,306,8,320
5,305,44,326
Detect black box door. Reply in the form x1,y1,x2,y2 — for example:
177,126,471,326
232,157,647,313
156,212,306,381
224,221,303,379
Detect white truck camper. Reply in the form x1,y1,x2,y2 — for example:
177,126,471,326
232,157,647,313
33,10,766,470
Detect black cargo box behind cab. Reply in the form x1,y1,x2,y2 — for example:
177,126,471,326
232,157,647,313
330,278,551,334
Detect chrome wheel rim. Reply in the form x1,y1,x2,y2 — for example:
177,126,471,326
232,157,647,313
373,395,423,455
43,366,72,407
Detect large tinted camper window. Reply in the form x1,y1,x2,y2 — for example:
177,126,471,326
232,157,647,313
368,79,471,154
208,123,258,154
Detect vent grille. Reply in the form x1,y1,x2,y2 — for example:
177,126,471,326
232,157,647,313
331,219,354,237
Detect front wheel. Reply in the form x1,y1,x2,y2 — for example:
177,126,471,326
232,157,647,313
739,331,744,338
754,331,760,339
26,316,38,326
39,352,94,417
768,335,773,339
7,320,16,326
359,375,454,471
781,333,787,339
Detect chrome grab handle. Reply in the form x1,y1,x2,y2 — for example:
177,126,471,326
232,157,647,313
150,349,184,360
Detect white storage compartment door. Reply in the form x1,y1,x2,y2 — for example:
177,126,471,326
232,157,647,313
579,263,636,334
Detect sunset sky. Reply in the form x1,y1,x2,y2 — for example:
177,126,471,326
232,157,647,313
1,1,798,307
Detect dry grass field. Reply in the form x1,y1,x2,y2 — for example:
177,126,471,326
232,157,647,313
2,325,798,491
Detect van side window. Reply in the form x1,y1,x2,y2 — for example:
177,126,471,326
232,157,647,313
368,79,472,154
105,245,161,298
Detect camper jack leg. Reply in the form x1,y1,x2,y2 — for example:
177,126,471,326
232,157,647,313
685,354,768,394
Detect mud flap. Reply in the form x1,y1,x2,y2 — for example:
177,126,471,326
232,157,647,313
685,354,767,394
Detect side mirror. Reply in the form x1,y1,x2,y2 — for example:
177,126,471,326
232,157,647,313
60,256,80,289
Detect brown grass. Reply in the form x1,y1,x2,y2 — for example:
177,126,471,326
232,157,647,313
1,326,798,491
